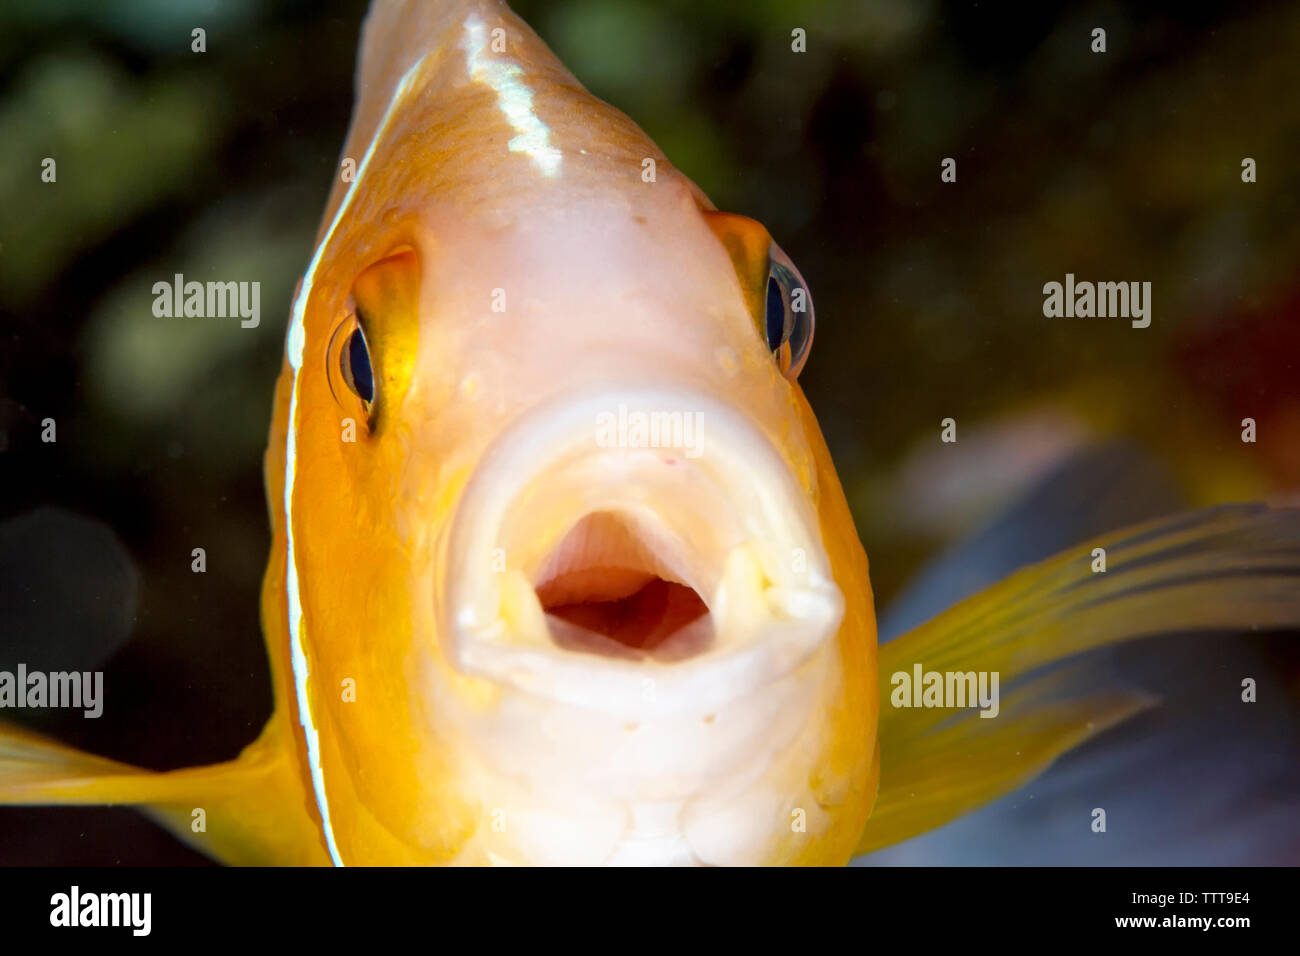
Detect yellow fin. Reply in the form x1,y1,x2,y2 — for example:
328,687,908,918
856,504,1300,855
0,721,329,865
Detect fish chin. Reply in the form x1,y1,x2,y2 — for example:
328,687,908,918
430,389,846,865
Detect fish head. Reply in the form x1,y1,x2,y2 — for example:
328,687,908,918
267,19,878,867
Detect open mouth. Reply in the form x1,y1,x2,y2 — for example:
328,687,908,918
442,388,844,718
533,511,712,661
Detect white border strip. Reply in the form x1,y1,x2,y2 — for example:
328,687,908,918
282,54,432,868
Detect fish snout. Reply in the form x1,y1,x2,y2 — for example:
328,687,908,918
440,387,843,720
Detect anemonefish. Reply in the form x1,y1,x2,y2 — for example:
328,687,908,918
3,0,1298,866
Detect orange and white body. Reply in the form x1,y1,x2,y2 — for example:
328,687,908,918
267,0,877,865
3,0,1298,869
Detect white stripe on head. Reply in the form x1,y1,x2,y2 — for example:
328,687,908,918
460,12,562,178
283,53,432,868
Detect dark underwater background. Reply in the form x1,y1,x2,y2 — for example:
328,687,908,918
1,0,1297,864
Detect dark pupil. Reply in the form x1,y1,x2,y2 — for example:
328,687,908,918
765,275,785,352
347,328,374,403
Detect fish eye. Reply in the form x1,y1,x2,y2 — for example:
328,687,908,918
326,310,376,413
764,244,814,379
341,325,375,404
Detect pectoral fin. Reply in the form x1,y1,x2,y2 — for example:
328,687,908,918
856,504,1300,855
0,720,329,865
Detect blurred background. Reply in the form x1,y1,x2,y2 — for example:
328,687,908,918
1,0,1297,864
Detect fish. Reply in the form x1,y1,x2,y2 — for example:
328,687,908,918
2,0,1299,866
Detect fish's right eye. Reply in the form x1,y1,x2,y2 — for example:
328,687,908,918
325,309,375,418
341,325,375,404
322,248,420,435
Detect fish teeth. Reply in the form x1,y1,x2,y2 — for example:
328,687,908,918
713,546,769,639
498,568,548,642
765,584,834,621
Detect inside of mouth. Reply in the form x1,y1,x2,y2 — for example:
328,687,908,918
533,511,712,661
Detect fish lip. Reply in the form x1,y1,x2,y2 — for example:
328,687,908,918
439,386,844,719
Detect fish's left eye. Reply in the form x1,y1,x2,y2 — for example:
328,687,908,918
764,244,814,379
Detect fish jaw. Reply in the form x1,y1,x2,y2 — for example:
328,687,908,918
420,387,851,864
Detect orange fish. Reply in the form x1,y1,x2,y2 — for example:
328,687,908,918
3,0,1298,866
